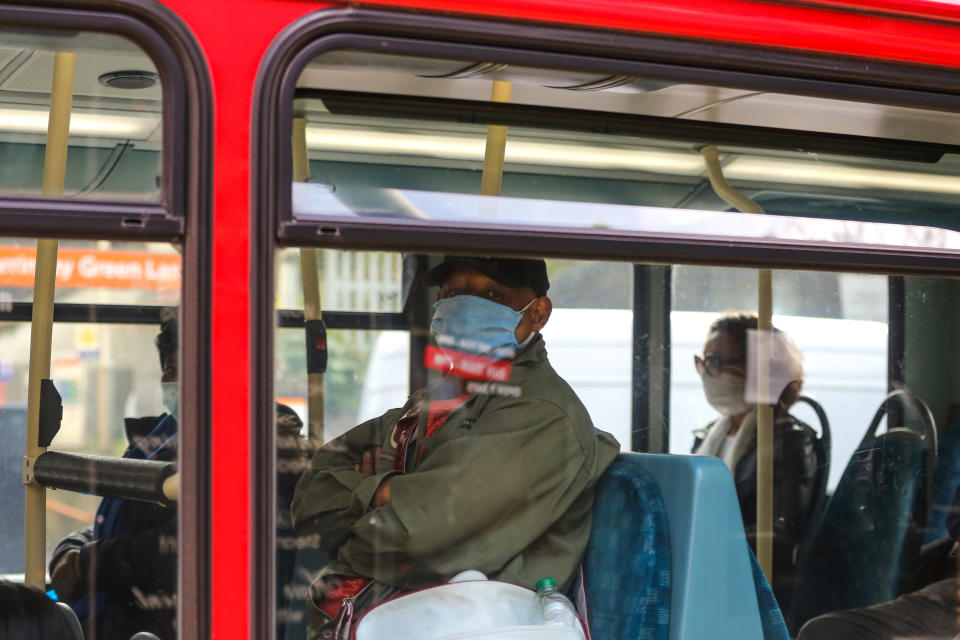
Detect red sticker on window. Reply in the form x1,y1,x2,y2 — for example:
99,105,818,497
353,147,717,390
423,345,512,381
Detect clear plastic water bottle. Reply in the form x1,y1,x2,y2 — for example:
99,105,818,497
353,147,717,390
536,577,578,629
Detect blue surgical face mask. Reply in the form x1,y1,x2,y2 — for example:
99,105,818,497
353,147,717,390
431,295,538,359
161,381,179,418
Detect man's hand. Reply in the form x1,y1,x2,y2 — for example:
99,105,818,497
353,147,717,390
354,447,393,507
50,549,82,602
354,447,383,475
372,477,393,508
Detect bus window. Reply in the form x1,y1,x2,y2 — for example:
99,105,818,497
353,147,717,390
0,28,162,201
291,53,960,233
670,267,889,493
0,237,181,638
275,245,954,639
273,251,634,448
0,23,182,640
273,47,960,640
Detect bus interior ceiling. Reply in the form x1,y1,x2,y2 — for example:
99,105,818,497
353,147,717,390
0,31,161,199
291,54,960,232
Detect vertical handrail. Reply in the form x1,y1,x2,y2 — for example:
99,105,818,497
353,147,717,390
481,81,511,197
699,145,775,580
293,117,325,448
24,51,75,590
755,274,774,579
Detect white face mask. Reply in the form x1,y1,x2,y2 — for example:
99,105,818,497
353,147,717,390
161,381,179,418
700,371,751,416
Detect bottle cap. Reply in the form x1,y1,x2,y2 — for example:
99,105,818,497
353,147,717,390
536,577,557,591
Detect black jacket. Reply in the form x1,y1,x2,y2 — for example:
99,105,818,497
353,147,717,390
693,410,820,607
49,415,178,640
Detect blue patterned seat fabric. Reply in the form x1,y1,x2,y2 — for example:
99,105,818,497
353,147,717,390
584,457,671,640
749,549,791,640
925,417,960,544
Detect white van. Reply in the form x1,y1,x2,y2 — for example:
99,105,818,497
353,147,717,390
355,310,888,491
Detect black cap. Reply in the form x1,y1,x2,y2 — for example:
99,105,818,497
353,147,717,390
426,256,549,296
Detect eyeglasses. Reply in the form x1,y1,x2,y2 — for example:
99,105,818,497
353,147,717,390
694,354,745,377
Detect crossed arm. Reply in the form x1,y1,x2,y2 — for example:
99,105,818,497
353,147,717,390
291,399,591,590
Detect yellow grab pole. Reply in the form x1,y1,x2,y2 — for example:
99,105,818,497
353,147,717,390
293,117,325,447
700,145,775,579
481,81,512,196
699,146,764,215
755,271,774,579
24,51,75,589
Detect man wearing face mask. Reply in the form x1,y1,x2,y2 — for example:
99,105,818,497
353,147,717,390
48,310,309,640
691,313,817,612
47,308,180,640
292,256,620,639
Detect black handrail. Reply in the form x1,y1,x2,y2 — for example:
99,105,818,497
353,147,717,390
33,451,175,505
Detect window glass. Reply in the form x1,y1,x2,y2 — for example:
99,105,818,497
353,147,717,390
0,29,162,200
292,51,960,237
277,48,960,640
670,268,889,491
276,247,950,640
0,239,180,305
299,50,960,146
276,248,403,314
274,249,637,640
0,236,180,640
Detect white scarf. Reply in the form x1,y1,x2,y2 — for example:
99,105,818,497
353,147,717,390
695,409,757,474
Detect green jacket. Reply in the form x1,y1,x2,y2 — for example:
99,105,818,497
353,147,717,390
291,338,619,601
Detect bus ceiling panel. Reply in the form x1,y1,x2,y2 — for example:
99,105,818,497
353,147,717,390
298,50,674,96
0,5,196,217
0,29,147,56
302,89,954,162
289,30,960,109
0,45,161,104
292,32,960,132
300,73,960,150
278,216,960,277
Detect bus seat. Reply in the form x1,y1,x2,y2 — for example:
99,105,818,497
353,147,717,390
583,455,671,640
923,413,960,544
787,390,936,630
55,602,83,640
748,548,791,640
795,394,831,528
585,453,775,640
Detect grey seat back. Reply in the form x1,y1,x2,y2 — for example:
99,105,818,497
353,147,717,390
787,390,936,631
55,602,84,640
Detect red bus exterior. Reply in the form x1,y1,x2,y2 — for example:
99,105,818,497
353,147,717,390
144,0,960,636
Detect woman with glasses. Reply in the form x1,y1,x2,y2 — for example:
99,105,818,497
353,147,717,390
692,313,818,610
